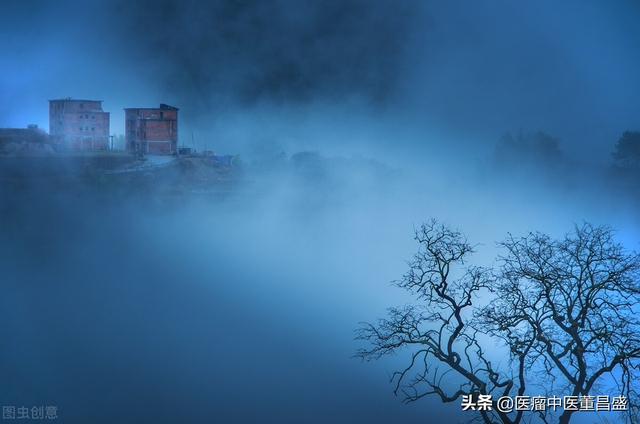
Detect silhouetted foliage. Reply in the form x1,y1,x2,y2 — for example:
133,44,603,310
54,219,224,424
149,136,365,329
357,221,640,424
613,131,640,169
289,151,326,183
494,131,564,169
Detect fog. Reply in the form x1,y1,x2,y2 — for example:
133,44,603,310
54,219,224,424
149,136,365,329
1,1,640,423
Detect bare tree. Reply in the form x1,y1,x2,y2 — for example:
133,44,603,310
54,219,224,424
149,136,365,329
356,220,640,424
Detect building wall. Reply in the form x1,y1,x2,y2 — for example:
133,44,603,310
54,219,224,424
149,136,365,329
49,100,110,151
0,126,54,155
0,126,49,144
125,105,178,155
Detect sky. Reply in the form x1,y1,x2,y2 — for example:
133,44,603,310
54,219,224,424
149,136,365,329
1,1,640,423
1,0,640,161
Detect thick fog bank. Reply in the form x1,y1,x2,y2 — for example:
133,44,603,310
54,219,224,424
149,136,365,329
0,149,638,422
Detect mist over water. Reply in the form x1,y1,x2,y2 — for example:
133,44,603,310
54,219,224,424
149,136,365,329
1,152,637,423
1,1,640,423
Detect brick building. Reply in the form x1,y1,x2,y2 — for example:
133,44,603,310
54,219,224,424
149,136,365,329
125,104,178,155
0,125,53,154
0,125,49,145
49,98,110,150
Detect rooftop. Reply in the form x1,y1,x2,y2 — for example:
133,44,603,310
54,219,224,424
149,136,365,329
124,104,179,111
49,98,103,103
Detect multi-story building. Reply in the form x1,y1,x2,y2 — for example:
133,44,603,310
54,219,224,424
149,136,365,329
0,125,49,145
125,104,178,155
49,98,110,151
0,125,52,154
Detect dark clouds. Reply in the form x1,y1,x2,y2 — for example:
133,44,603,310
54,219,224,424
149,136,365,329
3,0,640,161
101,0,640,161
112,0,418,109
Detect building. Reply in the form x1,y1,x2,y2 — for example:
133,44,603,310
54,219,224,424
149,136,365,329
0,125,53,154
49,98,110,150
125,104,178,155
0,125,49,145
